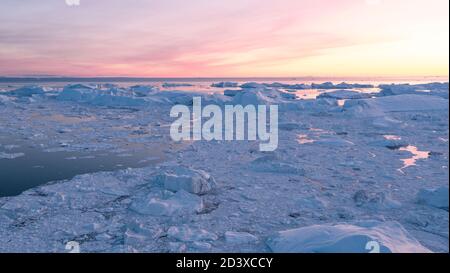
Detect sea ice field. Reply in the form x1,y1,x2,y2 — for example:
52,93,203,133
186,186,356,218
0,80,448,253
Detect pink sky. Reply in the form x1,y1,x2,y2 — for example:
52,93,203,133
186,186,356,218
0,0,448,77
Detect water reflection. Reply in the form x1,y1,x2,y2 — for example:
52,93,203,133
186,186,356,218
398,145,430,171
0,136,164,197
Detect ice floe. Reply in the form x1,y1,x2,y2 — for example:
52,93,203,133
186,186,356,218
250,154,305,174
167,225,218,242
162,83,193,88
7,85,46,97
266,221,431,253
211,82,239,88
224,231,258,244
343,94,449,117
0,81,448,253
416,187,449,211
154,166,217,195
130,190,204,216
317,90,372,100
379,82,449,99
0,152,25,159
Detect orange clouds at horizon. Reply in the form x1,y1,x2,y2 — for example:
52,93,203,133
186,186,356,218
0,0,448,77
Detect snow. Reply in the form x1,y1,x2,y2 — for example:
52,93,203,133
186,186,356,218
416,187,449,211
266,221,431,253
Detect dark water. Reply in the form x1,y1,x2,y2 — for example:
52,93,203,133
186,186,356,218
0,136,164,197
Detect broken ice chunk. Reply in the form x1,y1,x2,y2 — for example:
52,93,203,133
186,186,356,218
224,231,258,244
223,89,242,97
7,85,45,97
154,166,217,195
167,225,218,242
250,155,305,175
266,221,431,253
0,152,25,159
211,82,239,88
130,190,204,216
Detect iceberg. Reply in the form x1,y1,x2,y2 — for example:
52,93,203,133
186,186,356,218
317,90,372,100
240,82,267,89
57,85,148,107
130,85,158,97
154,166,217,195
167,225,218,242
379,82,449,98
266,221,431,253
223,89,242,97
211,82,239,88
7,85,45,97
343,94,449,117
162,83,193,88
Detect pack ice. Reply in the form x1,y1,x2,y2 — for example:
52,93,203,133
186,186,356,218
0,81,448,252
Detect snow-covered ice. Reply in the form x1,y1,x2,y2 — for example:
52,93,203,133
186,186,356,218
0,81,448,253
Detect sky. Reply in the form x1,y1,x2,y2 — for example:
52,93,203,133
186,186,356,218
0,0,448,77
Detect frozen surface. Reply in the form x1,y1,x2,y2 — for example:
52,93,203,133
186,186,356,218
416,187,449,210
266,221,431,253
0,82,448,253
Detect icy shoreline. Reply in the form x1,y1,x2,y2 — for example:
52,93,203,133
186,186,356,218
0,82,448,252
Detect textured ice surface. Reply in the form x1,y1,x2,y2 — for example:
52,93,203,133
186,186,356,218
155,166,217,195
0,82,448,252
416,187,449,210
379,82,449,98
266,221,431,253
344,94,448,117
7,85,46,97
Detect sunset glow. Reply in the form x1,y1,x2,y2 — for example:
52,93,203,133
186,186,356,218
0,0,448,77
